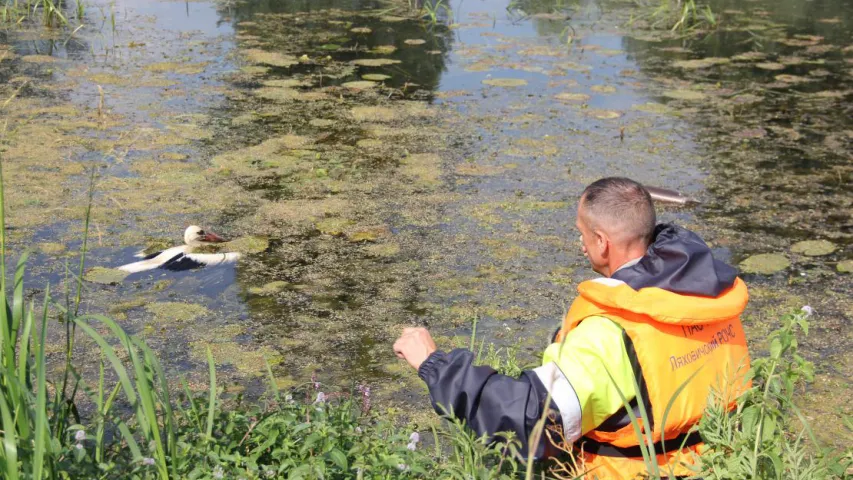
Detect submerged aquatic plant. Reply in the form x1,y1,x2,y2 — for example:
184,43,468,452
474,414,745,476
0,0,83,27
630,0,718,32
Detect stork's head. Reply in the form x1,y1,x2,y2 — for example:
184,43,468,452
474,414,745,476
184,226,226,247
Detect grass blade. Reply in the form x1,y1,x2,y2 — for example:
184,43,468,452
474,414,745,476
205,346,216,440
10,251,29,345
264,356,280,403
0,382,19,480
601,364,654,473
659,363,704,459
33,285,51,480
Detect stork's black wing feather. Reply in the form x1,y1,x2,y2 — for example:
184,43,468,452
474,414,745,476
140,250,162,261
159,253,206,272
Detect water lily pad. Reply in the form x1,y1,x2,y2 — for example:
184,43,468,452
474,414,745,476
756,62,785,71
585,109,622,119
371,45,397,54
554,92,590,102
404,39,426,45
739,253,790,274
351,58,401,67
38,242,66,254
318,44,341,51
248,280,289,296
342,80,378,89
591,85,617,94
225,236,269,254
84,267,129,285
663,89,707,101
732,51,767,62
837,260,853,273
261,78,308,88
350,27,372,33
316,217,354,236
482,78,528,87
362,73,390,81
244,49,298,67
347,226,390,243
791,240,836,256
778,38,819,47
673,57,730,69
775,74,811,83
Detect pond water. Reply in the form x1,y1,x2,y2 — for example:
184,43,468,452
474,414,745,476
0,0,849,445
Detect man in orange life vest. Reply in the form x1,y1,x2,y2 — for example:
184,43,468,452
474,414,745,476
393,177,751,478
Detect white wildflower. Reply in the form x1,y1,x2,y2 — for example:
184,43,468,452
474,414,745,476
74,430,86,442
213,466,224,479
314,392,326,404
801,305,814,317
397,463,410,472
142,457,156,466
407,441,417,451
75,443,83,450
409,432,420,444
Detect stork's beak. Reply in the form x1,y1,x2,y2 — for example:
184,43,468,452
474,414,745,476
202,232,227,243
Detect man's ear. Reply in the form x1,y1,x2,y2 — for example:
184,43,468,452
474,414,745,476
595,229,609,257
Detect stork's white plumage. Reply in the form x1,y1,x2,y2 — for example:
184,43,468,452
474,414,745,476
118,226,241,273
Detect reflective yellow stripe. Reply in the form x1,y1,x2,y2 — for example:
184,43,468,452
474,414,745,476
542,316,635,434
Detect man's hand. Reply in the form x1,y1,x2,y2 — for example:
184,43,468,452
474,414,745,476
393,327,437,371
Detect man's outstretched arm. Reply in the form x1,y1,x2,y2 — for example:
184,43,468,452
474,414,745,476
394,328,564,458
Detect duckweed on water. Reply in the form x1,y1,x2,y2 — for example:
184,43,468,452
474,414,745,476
145,302,210,324
190,340,282,376
83,267,130,285
316,217,355,236
144,62,209,75
225,236,270,254
791,240,837,256
248,280,289,296
739,253,791,275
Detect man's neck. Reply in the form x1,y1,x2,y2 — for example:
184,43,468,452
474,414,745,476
612,256,643,276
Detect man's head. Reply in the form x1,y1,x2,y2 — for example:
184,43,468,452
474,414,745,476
576,177,656,277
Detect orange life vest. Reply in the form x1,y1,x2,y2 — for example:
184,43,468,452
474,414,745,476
554,277,752,479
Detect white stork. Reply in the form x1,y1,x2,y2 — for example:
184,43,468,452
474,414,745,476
118,226,241,273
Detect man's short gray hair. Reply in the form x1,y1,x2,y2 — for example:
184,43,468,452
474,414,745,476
580,177,656,245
